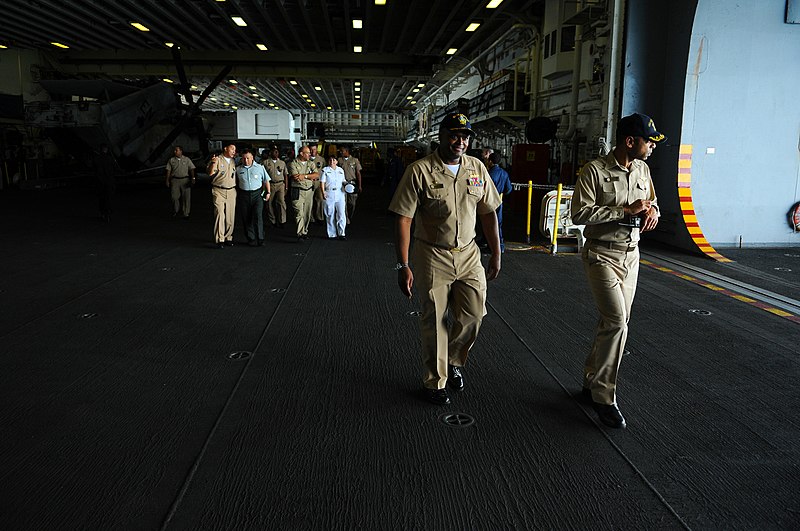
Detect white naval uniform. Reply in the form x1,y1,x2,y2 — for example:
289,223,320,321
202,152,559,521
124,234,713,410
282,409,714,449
320,166,347,238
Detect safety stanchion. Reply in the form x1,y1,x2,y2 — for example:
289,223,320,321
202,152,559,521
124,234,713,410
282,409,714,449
550,183,563,254
525,180,532,244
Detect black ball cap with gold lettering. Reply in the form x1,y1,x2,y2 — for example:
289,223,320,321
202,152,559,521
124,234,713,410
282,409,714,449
618,113,667,143
439,113,475,137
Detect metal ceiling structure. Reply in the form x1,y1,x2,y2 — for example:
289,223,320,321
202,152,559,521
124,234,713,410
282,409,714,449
1,0,541,113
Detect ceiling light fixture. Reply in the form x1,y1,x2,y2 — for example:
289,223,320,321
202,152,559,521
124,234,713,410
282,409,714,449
162,78,174,83
301,93,308,97
486,0,503,8
165,42,174,48
223,102,231,106
375,0,386,4
354,81,361,86
0,45,8,49
131,22,150,32
231,16,247,27
355,87,361,91
466,22,481,32
446,48,457,55
290,80,298,85
51,42,69,49
411,100,417,104
229,79,238,84
412,88,419,92
327,106,332,110
256,43,268,51
314,86,321,91
406,96,412,100
311,103,317,107
210,97,218,101
417,83,425,87
260,98,266,102
353,19,363,29
232,106,238,109
353,45,362,53
251,93,259,97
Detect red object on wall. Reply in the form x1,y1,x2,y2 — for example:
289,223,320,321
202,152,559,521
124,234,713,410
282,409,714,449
505,145,550,236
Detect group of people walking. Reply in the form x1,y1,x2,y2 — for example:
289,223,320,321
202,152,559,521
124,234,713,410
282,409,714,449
164,142,363,247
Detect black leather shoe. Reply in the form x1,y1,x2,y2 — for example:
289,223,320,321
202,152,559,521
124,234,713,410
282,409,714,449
592,402,627,429
423,388,451,405
337,235,347,241
448,365,465,391
216,243,224,249
581,387,592,401
225,240,234,247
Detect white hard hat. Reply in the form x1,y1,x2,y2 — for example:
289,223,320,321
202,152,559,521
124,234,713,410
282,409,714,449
344,183,356,194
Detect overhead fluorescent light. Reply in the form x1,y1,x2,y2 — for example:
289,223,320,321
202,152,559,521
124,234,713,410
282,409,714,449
355,87,361,91
327,106,332,110
412,88,419,92
289,80,298,85
231,16,247,27
353,46,362,53
354,81,361,86
301,93,308,97
51,42,69,49
228,79,238,84
0,45,7,49
162,78,174,83
375,0,386,4
411,100,417,104
165,42,174,48
310,103,317,107
223,102,231,106
466,22,481,32
446,48,457,55
417,83,425,87
259,98,266,102
353,19,363,29
406,96,412,100
314,86,322,91
248,85,257,89
256,43,268,51
486,0,503,7
232,106,238,109
210,97,218,101
251,93,259,97
355,105,360,109
131,22,150,32
191,85,198,90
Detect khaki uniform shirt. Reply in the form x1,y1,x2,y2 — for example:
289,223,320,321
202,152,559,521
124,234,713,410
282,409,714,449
310,155,326,174
571,152,658,243
166,156,195,177
208,156,236,188
289,158,314,190
338,156,362,182
389,151,501,249
264,158,288,185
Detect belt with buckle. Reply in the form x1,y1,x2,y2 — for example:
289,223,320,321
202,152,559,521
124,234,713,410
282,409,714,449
588,239,637,252
418,239,474,252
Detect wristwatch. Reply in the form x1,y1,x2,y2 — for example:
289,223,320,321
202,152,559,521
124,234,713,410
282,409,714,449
394,262,409,270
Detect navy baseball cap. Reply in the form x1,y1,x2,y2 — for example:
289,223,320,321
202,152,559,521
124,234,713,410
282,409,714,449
618,113,667,143
439,113,475,137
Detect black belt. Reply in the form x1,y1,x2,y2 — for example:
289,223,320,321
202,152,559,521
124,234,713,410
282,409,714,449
213,185,235,190
171,176,189,179
587,239,638,252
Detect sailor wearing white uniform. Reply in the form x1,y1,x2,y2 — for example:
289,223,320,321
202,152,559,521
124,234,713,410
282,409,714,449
320,154,347,240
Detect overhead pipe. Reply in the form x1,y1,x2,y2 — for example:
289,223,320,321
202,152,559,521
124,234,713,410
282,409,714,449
561,1,585,142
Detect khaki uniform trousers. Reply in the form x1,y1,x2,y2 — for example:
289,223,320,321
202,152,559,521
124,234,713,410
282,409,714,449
345,183,358,224
582,244,640,405
312,180,325,222
212,187,236,243
268,181,286,225
170,177,191,216
412,240,487,390
291,187,314,236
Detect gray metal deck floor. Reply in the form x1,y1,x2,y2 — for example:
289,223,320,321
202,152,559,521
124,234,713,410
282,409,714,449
1,182,798,530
